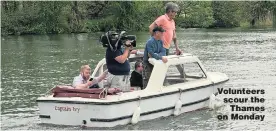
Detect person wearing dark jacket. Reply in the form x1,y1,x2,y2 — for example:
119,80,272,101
130,61,143,89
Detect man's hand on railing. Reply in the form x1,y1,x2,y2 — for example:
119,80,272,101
162,56,168,63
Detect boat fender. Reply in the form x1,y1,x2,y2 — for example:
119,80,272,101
131,106,141,124
208,94,216,109
214,100,224,108
173,99,182,116
81,120,87,129
131,96,141,124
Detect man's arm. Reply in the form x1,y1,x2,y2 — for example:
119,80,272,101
96,70,108,82
159,43,166,56
173,30,182,55
115,47,130,64
115,40,133,63
159,44,168,63
146,42,162,60
173,30,179,49
149,16,164,35
73,78,92,89
149,22,157,36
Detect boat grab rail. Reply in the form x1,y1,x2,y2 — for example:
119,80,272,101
99,87,108,99
43,84,73,97
166,54,193,59
44,85,56,96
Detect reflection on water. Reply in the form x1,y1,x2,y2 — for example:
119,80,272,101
1,28,276,130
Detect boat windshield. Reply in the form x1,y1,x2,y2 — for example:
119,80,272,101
163,62,207,86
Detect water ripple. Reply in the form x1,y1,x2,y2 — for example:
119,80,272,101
1,30,276,130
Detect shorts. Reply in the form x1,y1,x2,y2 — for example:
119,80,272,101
106,73,130,92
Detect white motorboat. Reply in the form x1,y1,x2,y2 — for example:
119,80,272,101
36,53,229,127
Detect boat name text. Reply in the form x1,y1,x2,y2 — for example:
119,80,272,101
55,106,80,113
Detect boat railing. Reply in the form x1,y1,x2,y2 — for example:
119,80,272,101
44,85,56,96
44,84,73,97
46,85,122,99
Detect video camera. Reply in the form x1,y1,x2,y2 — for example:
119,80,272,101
100,31,136,51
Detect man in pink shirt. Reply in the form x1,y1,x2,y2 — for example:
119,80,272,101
149,2,182,56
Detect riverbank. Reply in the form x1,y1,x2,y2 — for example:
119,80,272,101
1,1,275,36
2,25,274,37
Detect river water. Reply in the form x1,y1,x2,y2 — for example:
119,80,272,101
1,28,276,130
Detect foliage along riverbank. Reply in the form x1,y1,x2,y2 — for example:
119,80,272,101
1,1,276,36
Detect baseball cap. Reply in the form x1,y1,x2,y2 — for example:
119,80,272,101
153,26,166,33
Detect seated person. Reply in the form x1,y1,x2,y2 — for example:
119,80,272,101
72,65,108,89
130,60,143,89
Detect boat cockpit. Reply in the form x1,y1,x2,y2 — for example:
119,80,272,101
50,53,210,99
93,53,209,89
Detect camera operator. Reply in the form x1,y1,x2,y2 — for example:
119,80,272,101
105,40,134,92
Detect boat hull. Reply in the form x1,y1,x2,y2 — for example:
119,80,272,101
37,80,227,127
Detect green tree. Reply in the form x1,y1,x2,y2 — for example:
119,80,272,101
240,1,275,27
273,6,276,28
211,1,240,27
1,1,275,35
176,1,214,28
37,1,71,34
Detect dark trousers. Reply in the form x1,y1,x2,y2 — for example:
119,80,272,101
142,62,153,89
166,48,169,56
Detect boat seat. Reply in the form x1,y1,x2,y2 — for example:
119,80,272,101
51,85,122,99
